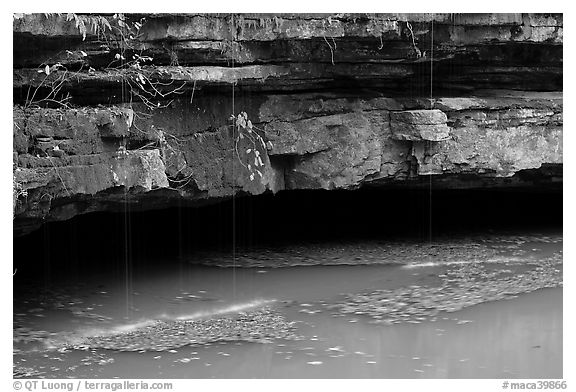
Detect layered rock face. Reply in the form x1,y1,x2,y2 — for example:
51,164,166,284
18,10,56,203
13,13,563,234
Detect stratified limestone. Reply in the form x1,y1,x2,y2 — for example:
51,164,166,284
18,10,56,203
390,110,450,141
13,91,562,233
13,150,169,226
13,13,563,97
414,94,563,176
12,13,563,234
414,126,562,177
17,106,133,156
14,13,562,44
391,110,447,125
391,124,451,142
276,112,387,190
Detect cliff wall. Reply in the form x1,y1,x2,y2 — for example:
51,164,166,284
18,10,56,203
13,13,563,234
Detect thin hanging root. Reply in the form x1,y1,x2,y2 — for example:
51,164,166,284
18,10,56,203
323,35,335,65
430,20,434,100
406,22,421,58
378,34,384,50
406,22,416,46
190,79,197,104
47,157,70,196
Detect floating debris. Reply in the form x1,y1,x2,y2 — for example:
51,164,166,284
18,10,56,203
192,234,561,268
299,309,322,314
13,232,562,378
48,307,299,352
13,327,51,344
325,252,562,325
13,365,45,378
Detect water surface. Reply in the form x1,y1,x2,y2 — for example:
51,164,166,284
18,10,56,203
13,231,562,378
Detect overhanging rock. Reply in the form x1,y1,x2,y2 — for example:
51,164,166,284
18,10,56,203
12,13,563,234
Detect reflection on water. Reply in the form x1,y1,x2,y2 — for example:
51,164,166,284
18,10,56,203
13,232,562,378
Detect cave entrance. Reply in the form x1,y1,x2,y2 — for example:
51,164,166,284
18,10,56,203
14,186,562,274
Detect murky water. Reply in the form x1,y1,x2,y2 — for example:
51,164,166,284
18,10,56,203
13,231,562,378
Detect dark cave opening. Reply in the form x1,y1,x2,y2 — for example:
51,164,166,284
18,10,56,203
13,186,563,279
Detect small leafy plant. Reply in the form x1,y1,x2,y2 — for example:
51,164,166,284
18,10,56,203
230,112,272,181
65,13,112,41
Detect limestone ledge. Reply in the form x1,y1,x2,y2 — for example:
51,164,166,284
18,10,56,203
13,91,562,233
